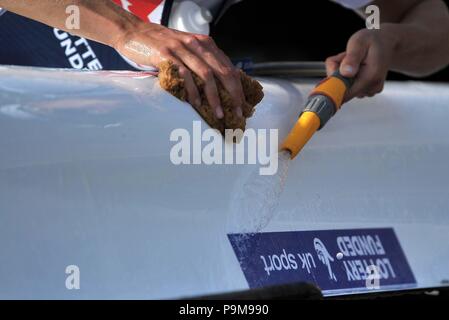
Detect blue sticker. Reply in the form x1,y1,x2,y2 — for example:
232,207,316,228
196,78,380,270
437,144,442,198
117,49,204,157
228,228,416,294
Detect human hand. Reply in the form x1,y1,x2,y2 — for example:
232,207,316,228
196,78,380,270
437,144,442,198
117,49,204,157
325,28,398,101
115,22,245,119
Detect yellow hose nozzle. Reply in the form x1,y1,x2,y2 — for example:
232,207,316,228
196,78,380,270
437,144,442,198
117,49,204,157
281,71,353,159
281,112,321,159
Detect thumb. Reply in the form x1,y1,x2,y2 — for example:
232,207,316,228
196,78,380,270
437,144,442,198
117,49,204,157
339,32,370,78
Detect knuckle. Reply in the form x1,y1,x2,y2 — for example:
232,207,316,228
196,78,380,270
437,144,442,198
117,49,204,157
184,35,199,47
195,34,208,40
345,53,360,62
177,65,186,74
178,66,190,77
203,35,213,42
199,67,213,80
168,39,182,49
353,29,368,40
325,57,333,64
195,34,207,41
348,37,361,48
198,34,214,45
159,47,172,57
220,66,235,78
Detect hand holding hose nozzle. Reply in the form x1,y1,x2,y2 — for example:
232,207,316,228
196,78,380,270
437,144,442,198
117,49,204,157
281,71,354,159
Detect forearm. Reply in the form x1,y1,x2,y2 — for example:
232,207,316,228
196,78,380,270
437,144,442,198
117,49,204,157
0,1,245,112
0,0,141,48
369,0,449,77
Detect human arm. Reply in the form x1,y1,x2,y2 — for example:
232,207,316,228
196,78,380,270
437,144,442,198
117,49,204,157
326,0,449,99
0,0,245,118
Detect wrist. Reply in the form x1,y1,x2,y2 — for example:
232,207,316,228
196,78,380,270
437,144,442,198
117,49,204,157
109,12,145,50
378,23,402,53
64,1,146,49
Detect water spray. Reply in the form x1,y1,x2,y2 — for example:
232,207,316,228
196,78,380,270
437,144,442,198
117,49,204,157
229,71,353,235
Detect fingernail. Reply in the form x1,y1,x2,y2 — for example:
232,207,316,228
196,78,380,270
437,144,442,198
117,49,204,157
216,107,224,119
342,65,354,75
236,107,243,118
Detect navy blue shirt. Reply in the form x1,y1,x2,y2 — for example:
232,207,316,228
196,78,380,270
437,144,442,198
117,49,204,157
0,11,137,71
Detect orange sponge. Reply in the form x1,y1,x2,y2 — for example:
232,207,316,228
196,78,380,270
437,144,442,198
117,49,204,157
158,61,264,134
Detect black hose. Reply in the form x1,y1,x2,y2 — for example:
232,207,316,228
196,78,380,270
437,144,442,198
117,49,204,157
250,61,327,78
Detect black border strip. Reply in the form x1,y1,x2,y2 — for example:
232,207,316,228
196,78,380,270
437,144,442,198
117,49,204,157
161,0,174,26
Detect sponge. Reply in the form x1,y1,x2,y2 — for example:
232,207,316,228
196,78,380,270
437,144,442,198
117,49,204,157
158,61,264,134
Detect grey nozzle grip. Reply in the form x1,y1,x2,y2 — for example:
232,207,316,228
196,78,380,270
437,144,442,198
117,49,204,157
302,95,336,130
332,70,354,89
